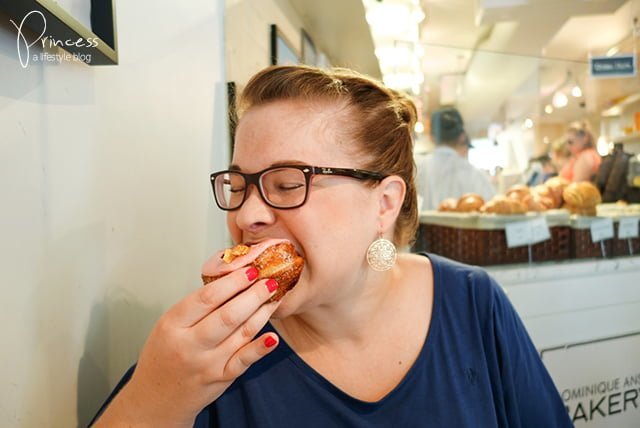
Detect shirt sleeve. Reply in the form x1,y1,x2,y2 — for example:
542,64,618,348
487,279,573,427
87,365,136,427
471,168,496,201
88,365,214,427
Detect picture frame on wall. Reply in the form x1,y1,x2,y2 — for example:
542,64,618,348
227,81,238,152
301,29,316,66
270,24,300,66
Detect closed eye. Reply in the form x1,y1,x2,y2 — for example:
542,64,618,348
277,183,304,191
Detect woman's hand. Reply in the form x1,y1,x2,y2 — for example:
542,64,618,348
93,266,280,427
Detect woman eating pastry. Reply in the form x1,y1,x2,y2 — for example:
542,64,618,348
91,65,571,427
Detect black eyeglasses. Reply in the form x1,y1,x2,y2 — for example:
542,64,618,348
210,165,386,211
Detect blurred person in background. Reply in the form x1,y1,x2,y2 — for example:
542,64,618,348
550,138,571,178
525,154,557,186
561,120,601,182
416,107,495,210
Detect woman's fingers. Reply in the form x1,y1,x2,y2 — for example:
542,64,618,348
222,332,280,381
170,266,260,327
195,278,279,346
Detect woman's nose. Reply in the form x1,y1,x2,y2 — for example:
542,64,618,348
233,185,276,232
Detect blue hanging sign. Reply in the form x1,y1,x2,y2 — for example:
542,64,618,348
590,54,636,78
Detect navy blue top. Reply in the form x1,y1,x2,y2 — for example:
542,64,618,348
91,254,572,427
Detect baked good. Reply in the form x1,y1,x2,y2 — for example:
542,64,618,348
505,184,530,202
544,176,569,208
522,193,554,212
480,195,527,214
438,198,458,212
455,193,485,212
562,181,602,216
531,184,563,208
202,239,305,301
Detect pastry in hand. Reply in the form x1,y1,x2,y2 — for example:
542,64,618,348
455,193,485,212
201,238,305,302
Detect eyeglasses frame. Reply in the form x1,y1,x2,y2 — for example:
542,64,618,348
210,164,387,211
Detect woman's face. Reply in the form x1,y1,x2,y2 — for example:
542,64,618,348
227,100,382,316
567,130,587,155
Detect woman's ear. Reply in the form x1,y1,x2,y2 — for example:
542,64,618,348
377,175,406,232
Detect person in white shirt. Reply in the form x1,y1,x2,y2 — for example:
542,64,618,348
416,107,495,211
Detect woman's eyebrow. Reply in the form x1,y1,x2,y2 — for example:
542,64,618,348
228,160,308,172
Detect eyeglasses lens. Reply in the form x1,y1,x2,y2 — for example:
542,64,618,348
214,167,308,210
261,168,307,208
214,172,246,209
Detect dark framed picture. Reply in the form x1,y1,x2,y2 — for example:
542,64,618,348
301,29,316,66
270,24,300,66
227,81,238,152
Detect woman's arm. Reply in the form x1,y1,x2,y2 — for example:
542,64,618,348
92,268,281,426
572,151,596,182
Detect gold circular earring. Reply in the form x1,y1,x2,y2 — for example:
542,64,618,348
366,235,397,271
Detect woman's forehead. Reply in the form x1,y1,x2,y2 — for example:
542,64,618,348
233,100,361,165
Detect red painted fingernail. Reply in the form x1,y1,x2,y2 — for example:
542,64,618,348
266,279,278,293
245,267,259,281
264,336,277,348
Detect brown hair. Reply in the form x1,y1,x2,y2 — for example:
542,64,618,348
567,120,595,148
236,65,418,247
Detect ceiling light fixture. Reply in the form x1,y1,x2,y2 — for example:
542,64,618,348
596,136,609,156
364,0,426,92
552,91,568,109
544,105,553,114
571,85,582,98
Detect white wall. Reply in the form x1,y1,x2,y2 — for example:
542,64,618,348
0,1,229,426
226,0,304,86
488,257,640,351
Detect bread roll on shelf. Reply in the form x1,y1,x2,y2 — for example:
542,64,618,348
438,198,458,212
562,181,602,217
455,193,485,212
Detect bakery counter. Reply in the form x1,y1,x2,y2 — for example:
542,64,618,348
486,256,640,351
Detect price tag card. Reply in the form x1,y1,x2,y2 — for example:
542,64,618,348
618,217,640,239
505,221,532,248
506,218,551,248
590,218,614,242
529,216,551,244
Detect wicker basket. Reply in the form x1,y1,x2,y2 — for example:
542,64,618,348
413,213,480,264
594,204,640,258
413,210,570,266
569,216,614,259
612,222,640,257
